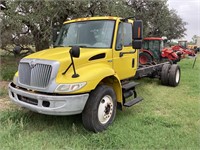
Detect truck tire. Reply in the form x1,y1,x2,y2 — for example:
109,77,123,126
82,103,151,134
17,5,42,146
168,64,181,87
161,64,171,85
82,85,117,132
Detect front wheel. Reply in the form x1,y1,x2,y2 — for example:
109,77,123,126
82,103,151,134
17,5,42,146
82,85,117,132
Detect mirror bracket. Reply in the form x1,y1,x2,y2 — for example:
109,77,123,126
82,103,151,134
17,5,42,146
62,46,80,78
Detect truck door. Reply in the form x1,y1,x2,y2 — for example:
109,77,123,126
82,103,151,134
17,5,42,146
113,22,138,80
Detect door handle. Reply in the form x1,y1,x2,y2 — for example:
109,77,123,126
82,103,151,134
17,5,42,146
119,49,136,57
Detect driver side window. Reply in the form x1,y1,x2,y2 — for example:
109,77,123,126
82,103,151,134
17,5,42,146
115,22,132,51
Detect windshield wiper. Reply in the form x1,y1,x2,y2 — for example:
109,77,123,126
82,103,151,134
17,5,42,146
68,45,88,48
54,45,88,48
54,45,65,48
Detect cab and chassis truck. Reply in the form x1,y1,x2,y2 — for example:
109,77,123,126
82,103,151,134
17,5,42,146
9,16,181,132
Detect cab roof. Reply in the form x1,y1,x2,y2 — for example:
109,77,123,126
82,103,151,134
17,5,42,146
64,16,119,24
63,16,134,24
144,37,163,41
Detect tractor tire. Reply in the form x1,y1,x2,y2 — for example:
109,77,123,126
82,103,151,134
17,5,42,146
161,64,171,85
139,52,153,65
168,64,181,87
82,85,117,132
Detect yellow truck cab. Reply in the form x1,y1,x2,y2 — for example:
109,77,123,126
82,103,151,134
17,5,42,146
8,16,180,132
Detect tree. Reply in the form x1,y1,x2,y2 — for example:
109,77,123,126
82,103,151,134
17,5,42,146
124,0,187,40
165,9,187,40
0,0,6,10
1,0,120,52
1,0,188,53
192,35,198,44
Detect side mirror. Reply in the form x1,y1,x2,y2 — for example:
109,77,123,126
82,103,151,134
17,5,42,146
70,46,80,58
132,20,143,49
132,40,142,49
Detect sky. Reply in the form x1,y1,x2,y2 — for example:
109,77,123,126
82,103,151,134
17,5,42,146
168,0,200,42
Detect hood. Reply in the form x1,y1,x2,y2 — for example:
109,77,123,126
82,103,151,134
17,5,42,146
26,47,108,61
24,47,110,74
25,47,71,61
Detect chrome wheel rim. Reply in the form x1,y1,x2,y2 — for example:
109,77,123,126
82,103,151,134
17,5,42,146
98,95,113,124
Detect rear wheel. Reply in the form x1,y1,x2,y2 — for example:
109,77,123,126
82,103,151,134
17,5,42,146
161,64,171,85
168,64,181,87
82,85,117,132
139,52,153,65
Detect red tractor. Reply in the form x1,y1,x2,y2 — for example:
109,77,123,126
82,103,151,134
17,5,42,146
171,40,196,57
139,37,181,65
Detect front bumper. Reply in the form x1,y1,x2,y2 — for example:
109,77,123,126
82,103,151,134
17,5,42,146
8,82,89,115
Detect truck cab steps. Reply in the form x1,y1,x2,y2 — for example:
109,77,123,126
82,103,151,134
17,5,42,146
123,97,143,107
122,82,139,91
122,81,143,107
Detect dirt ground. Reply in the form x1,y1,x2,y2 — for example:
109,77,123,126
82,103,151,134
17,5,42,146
0,81,9,89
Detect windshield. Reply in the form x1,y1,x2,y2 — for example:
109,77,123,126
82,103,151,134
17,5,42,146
143,40,161,51
55,20,115,48
178,41,187,48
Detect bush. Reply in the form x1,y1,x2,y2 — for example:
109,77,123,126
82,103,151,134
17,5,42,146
0,56,18,81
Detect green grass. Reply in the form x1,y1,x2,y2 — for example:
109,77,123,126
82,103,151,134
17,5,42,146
0,55,19,81
0,87,7,97
0,55,200,149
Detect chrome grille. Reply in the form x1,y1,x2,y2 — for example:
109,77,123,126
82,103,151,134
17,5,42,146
19,62,52,88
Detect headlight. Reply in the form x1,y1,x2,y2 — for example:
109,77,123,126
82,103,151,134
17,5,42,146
55,82,86,93
13,75,18,85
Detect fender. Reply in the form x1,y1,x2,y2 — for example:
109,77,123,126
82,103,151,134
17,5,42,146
100,74,123,104
56,63,118,94
140,49,153,57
